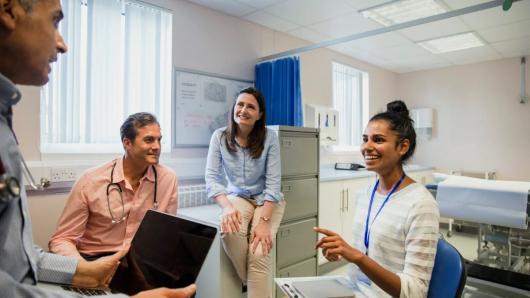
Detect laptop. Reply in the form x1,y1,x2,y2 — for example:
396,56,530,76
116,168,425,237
40,210,217,296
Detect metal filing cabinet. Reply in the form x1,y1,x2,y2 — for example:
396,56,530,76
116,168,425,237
269,126,319,298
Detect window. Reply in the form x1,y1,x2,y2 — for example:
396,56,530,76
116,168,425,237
332,62,368,149
41,0,173,153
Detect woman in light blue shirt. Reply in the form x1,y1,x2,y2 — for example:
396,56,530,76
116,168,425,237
205,87,285,298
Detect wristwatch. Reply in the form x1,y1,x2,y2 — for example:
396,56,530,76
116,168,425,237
260,216,271,223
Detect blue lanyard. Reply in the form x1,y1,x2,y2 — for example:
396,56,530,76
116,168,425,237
363,174,405,254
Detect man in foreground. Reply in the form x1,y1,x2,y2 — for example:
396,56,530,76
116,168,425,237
0,0,194,297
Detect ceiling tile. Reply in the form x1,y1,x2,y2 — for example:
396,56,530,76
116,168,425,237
478,19,530,43
371,42,431,60
344,0,393,10
242,11,298,32
308,11,382,39
236,0,286,10
388,53,449,67
187,0,256,17
287,27,331,43
348,32,411,51
458,0,530,30
439,45,502,64
399,17,470,42
264,0,355,26
443,0,490,10
400,62,451,73
329,42,358,55
491,37,530,57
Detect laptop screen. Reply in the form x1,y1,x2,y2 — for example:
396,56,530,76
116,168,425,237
109,210,217,295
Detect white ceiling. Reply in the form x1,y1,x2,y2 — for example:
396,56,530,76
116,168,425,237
186,0,530,73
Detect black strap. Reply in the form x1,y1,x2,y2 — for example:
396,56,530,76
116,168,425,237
6,106,13,130
152,165,157,205
0,157,4,176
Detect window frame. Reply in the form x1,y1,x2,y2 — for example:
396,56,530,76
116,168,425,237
330,61,369,153
39,0,173,156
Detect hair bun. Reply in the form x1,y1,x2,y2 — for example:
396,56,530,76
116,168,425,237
386,100,409,116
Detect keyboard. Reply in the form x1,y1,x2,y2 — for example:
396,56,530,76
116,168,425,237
61,285,109,296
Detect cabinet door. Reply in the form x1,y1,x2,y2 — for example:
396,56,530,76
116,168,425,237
318,180,344,265
341,178,371,240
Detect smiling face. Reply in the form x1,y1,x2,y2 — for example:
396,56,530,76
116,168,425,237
233,92,262,130
123,123,162,167
0,0,68,86
361,120,410,176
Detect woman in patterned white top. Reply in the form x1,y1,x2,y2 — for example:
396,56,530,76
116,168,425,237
315,100,440,298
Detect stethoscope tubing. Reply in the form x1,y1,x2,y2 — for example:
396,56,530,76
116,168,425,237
106,160,158,224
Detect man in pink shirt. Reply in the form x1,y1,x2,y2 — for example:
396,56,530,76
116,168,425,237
49,112,178,261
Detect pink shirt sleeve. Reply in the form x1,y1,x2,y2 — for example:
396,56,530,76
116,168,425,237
48,178,90,260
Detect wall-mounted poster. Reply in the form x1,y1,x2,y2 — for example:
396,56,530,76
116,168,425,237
174,68,253,146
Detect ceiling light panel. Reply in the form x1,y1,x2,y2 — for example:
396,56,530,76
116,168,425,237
361,0,448,26
417,32,485,54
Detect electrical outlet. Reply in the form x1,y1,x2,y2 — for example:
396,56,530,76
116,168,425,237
50,167,77,182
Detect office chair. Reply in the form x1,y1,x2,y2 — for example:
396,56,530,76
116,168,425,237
427,238,467,298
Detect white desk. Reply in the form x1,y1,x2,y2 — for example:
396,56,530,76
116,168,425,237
178,205,244,298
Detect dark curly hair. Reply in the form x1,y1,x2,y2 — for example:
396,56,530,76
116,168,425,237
369,100,416,163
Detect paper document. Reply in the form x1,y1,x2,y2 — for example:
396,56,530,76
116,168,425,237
292,277,356,298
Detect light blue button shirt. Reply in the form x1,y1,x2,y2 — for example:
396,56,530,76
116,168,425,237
0,73,126,297
205,127,283,205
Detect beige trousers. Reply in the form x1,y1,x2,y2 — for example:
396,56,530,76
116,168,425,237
221,195,286,298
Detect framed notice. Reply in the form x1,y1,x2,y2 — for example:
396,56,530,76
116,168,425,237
174,68,253,146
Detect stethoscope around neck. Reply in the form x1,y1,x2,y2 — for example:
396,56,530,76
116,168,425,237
106,160,158,224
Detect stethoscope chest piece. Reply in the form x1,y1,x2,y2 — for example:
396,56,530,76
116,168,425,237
0,174,21,202
106,160,158,224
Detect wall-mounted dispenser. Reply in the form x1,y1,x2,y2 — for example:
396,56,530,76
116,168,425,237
410,108,433,140
304,104,339,145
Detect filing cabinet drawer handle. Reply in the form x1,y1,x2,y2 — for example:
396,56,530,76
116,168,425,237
282,139,293,148
280,229,291,238
282,185,292,192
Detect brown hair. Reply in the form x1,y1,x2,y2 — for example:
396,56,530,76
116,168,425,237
224,87,267,159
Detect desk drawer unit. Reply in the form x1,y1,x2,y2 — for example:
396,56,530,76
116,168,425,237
281,177,318,223
276,217,318,268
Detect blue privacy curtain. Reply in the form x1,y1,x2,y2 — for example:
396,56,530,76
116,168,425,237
255,56,303,126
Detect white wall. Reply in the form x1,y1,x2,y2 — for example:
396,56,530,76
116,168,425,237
17,0,530,248
19,0,396,248
398,57,530,181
